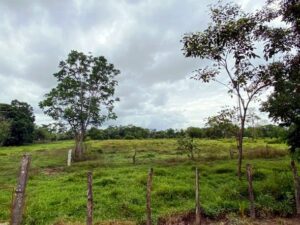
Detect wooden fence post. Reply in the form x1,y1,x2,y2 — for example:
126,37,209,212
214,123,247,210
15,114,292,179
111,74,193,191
195,168,201,225
11,154,31,225
291,160,300,215
132,150,136,165
146,168,153,225
246,164,255,218
229,149,234,159
87,171,93,225
67,149,72,166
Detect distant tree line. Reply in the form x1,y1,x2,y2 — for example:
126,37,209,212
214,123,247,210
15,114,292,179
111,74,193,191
86,124,287,141
0,100,288,146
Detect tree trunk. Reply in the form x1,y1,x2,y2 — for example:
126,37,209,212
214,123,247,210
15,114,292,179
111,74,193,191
190,138,194,160
74,133,84,161
291,160,300,215
237,119,245,179
190,149,194,160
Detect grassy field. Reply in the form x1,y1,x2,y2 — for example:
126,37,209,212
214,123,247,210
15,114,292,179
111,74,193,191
0,138,295,224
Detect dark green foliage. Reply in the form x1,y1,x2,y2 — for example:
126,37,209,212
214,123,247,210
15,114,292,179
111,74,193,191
0,119,10,145
0,100,35,146
258,0,300,156
186,127,203,138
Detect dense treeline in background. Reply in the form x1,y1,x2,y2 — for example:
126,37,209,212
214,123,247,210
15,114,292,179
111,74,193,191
0,99,288,146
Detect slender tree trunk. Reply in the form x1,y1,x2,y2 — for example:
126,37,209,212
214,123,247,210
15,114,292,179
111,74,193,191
237,119,245,179
291,160,300,215
74,132,84,161
190,149,194,160
191,138,194,160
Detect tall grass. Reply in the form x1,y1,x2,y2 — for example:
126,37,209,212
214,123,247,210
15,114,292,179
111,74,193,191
0,138,293,224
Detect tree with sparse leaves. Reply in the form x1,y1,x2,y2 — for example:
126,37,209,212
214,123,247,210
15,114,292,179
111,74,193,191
182,2,272,178
40,50,120,161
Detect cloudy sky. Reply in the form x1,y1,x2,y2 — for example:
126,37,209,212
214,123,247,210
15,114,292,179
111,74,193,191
0,0,270,130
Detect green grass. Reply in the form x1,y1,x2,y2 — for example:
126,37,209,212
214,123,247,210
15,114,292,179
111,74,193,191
0,138,294,224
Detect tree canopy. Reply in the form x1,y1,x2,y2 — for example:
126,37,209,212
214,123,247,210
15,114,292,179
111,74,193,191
39,50,120,160
259,0,300,155
0,100,35,146
181,2,272,178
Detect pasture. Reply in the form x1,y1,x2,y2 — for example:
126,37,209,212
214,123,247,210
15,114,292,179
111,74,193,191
0,138,294,224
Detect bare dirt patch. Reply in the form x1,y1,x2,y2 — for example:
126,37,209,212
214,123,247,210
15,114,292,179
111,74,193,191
157,212,300,225
42,167,64,176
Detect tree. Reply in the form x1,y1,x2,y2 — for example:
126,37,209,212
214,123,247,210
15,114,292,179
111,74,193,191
182,2,272,178
0,119,11,146
257,0,300,213
246,108,261,140
177,136,198,160
206,107,239,139
0,100,35,146
33,125,55,142
186,127,203,139
39,50,120,161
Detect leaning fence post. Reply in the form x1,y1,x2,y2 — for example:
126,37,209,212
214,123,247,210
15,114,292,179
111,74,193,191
246,164,255,218
11,154,31,225
67,149,72,166
146,168,154,225
87,171,93,225
195,168,201,225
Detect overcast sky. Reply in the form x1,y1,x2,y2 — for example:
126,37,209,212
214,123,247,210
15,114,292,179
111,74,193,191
0,0,270,130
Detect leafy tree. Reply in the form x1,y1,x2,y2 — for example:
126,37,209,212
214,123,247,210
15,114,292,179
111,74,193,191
206,107,239,139
256,0,300,213
182,2,272,178
0,100,35,146
166,128,176,138
0,119,11,146
40,50,120,161
177,136,198,160
246,108,261,140
87,127,106,140
186,127,203,139
33,125,55,142
258,0,300,154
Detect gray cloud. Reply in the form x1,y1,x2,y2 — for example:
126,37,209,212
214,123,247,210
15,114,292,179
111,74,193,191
0,0,270,130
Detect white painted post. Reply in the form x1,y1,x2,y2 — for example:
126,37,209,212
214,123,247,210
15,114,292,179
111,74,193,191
67,149,72,166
